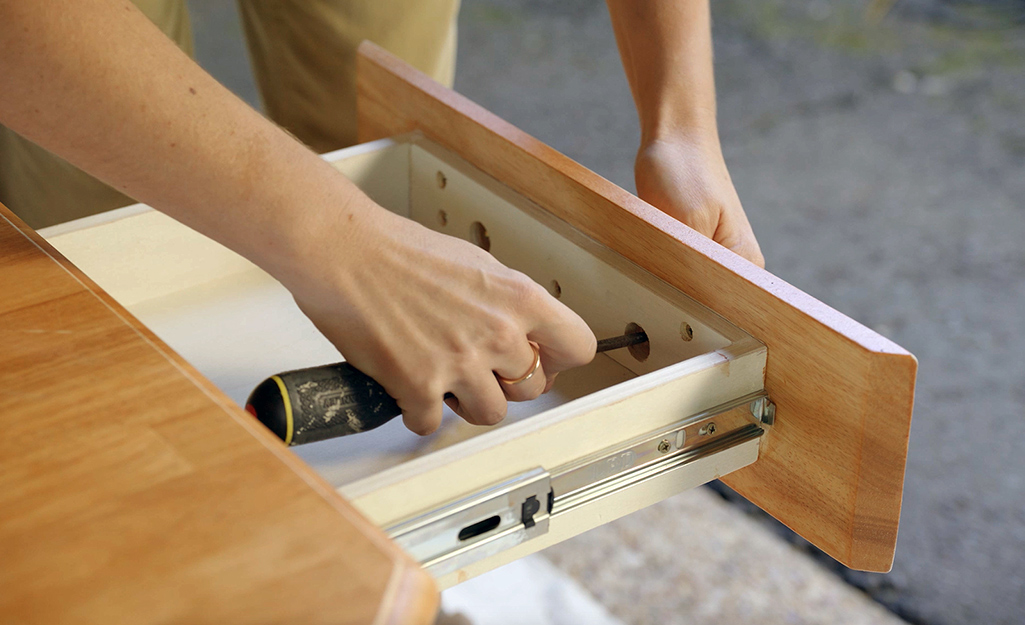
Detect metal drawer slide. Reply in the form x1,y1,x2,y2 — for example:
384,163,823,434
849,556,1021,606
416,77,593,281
388,391,773,576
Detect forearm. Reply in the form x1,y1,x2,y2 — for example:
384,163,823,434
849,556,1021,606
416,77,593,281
0,0,600,432
605,0,717,145
606,1,762,266
0,0,367,282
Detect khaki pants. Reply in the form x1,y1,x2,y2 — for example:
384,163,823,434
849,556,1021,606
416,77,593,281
1,0,459,229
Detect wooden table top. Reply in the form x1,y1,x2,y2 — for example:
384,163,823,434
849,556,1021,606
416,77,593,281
0,203,437,624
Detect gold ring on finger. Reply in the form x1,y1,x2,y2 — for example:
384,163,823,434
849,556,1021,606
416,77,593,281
497,343,541,385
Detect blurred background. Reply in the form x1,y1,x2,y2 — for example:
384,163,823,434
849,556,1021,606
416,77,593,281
187,1,1024,623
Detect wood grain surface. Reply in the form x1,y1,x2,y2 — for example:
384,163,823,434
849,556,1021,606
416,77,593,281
0,203,438,624
356,41,916,572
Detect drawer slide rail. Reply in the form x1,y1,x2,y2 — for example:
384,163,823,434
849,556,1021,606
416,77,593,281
388,391,771,576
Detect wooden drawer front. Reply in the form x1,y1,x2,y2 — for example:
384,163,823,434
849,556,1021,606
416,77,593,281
356,42,916,573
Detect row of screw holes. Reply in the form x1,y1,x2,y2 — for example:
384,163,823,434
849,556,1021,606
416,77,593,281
435,170,695,362
436,208,491,252
438,173,494,251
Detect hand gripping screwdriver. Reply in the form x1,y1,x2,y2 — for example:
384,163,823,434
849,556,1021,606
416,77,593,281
245,331,648,446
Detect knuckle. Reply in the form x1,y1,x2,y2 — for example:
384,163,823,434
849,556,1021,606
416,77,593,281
487,317,522,354
508,274,546,306
527,281,552,307
453,360,482,385
692,214,719,237
389,353,426,382
396,376,443,408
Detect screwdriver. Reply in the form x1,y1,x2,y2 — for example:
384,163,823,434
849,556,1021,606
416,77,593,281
245,330,649,446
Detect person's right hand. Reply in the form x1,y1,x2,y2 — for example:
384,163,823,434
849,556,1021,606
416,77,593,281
0,0,595,439
280,192,597,436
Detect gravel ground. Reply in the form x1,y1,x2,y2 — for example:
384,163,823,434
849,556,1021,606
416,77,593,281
543,488,906,625
188,1,1025,623
452,2,1025,624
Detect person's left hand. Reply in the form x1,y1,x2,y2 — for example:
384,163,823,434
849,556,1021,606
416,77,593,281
635,136,764,268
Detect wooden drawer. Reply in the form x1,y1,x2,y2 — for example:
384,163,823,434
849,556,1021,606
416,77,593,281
41,132,770,587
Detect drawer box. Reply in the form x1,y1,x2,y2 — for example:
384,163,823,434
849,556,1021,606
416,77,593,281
41,132,770,587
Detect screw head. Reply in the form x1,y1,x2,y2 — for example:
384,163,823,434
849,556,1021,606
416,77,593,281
700,422,717,436
750,398,776,425
657,439,672,454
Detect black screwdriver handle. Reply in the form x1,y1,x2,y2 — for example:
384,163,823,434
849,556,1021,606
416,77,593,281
246,331,648,446
245,362,401,446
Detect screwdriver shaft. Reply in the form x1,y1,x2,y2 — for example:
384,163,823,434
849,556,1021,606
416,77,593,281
595,330,649,353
